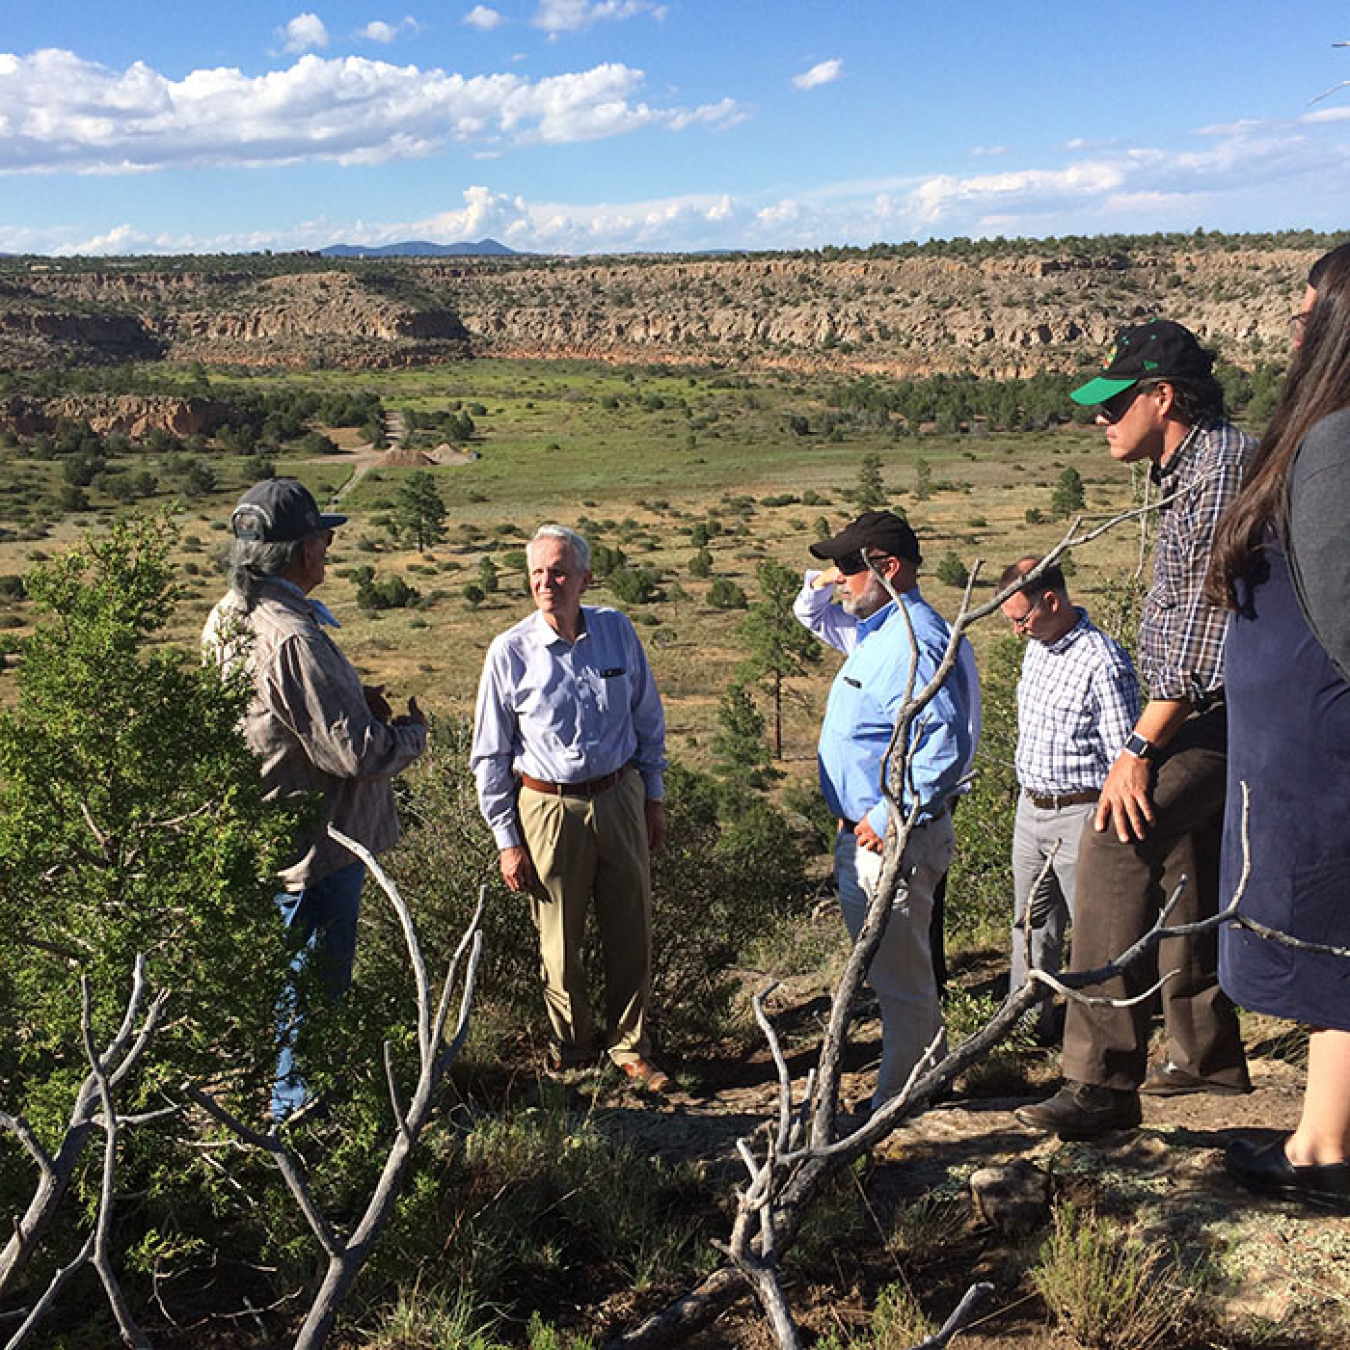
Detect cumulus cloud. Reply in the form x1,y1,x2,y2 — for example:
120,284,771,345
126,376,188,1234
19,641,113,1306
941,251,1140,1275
532,1,666,34
463,5,506,29
280,13,329,52
791,58,842,90
358,18,421,43
0,49,745,173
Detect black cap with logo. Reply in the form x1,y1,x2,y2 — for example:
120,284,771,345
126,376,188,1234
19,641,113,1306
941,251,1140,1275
1070,319,1215,406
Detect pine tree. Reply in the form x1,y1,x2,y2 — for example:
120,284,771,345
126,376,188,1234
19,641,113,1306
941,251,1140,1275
853,452,886,509
739,560,820,758
1051,466,1086,518
395,470,447,551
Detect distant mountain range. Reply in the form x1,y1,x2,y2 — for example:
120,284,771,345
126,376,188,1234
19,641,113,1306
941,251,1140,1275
318,238,520,259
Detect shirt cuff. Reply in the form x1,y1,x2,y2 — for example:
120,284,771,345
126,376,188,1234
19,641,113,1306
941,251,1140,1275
865,801,888,837
492,821,523,850
639,768,664,801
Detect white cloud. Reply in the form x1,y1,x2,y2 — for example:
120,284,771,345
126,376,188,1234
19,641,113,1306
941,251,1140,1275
0,49,745,173
791,59,842,91
464,5,506,30
359,15,421,42
1304,105,1350,123
280,13,330,53
970,145,1008,157
532,0,666,34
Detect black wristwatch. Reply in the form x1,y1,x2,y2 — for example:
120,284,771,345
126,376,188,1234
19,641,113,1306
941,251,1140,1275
1123,731,1155,761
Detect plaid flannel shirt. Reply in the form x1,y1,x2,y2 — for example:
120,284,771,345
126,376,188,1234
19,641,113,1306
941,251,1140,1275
1140,418,1256,703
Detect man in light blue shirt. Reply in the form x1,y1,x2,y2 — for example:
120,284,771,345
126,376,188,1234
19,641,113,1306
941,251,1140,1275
797,510,973,1110
471,525,670,1089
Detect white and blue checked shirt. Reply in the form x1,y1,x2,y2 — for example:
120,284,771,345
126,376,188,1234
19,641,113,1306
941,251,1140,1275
1014,609,1141,796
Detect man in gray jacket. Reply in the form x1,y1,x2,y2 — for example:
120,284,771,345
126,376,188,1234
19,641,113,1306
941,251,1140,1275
205,478,426,1119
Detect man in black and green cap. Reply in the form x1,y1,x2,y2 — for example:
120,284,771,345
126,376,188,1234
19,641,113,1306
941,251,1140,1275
1016,319,1254,1140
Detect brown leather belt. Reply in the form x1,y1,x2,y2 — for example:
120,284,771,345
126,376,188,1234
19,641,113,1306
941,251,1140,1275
519,765,628,798
1024,788,1098,810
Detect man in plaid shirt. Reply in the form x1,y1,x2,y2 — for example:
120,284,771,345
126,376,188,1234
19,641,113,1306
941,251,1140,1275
1018,320,1254,1139
206,478,427,1120
999,557,1139,1044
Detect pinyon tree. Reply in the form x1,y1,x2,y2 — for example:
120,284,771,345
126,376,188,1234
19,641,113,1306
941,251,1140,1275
0,516,294,1297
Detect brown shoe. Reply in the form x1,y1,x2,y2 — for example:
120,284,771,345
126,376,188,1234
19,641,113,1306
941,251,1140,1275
1140,1062,1251,1097
619,1057,672,1092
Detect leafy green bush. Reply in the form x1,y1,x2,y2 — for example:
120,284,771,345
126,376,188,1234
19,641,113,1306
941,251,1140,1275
357,572,422,612
606,565,660,606
0,518,295,1308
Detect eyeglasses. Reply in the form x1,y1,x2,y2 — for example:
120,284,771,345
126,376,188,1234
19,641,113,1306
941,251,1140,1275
1288,312,1310,338
1008,594,1046,633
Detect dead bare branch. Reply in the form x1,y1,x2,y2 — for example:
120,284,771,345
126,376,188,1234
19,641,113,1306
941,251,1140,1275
190,829,484,1350
908,1281,994,1349
0,956,167,1300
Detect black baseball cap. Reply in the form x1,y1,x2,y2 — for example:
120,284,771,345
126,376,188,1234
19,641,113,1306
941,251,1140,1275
230,478,346,543
1070,319,1215,406
811,510,922,567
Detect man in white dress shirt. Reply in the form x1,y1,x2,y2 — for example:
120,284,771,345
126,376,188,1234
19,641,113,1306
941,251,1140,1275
471,525,670,1088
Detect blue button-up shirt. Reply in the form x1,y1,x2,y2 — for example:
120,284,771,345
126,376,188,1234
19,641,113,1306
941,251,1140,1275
471,605,667,849
816,588,971,837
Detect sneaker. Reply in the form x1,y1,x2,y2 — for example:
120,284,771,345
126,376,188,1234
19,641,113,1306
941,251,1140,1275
1140,1062,1251,1097
1014,1080,1141,1140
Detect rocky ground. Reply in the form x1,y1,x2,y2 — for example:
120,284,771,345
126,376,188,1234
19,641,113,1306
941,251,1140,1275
582,974,1345,1350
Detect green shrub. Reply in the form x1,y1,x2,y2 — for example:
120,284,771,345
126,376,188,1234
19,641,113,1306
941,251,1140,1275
707,577,747,610
1033,1203,1194,1350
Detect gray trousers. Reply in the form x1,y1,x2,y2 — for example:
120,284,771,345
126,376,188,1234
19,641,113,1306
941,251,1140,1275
835,814,955,1109
1010,795,1094,1039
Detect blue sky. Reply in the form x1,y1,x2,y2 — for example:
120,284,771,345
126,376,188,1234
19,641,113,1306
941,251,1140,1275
5,1,1349,256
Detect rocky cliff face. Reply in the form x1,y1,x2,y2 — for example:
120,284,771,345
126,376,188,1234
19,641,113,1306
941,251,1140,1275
418,246,1307,377
2,395,234,439
0,243,1318,374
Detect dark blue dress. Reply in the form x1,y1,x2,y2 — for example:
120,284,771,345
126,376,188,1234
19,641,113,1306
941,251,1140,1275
1219,541,1350,1030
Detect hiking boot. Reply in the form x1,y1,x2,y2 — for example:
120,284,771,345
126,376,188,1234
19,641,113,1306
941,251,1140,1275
1014,1080,1141,1140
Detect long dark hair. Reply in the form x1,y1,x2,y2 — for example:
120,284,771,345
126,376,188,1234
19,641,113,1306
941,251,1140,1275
1208,248,1350,607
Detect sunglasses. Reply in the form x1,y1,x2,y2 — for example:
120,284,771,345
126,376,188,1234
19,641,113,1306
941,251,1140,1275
836,551,890,576
1097,385,1143,424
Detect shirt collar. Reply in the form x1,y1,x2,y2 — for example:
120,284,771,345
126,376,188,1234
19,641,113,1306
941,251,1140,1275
528,607,590,646
271,577,340,628
1043,607,1089,655
857,585,922,638
1151,420,1204,488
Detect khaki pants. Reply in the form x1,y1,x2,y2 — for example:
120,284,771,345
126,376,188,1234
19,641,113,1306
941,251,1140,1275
518,770,652,1066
